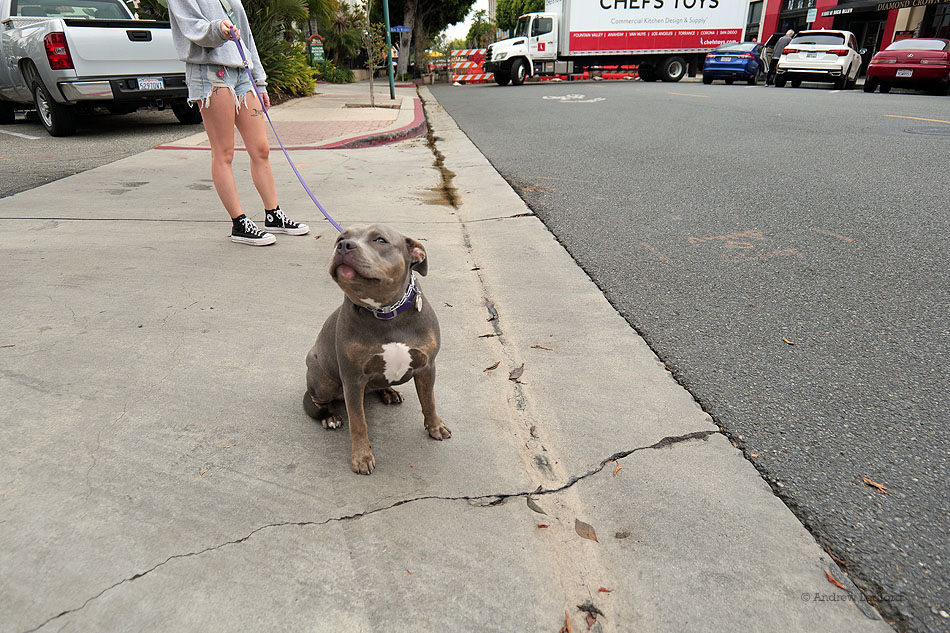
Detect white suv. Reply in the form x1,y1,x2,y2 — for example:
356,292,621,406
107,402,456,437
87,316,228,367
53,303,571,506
775,30,863,89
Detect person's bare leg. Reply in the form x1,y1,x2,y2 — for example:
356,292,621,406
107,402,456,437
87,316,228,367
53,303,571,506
234,95,277,210
200,87,243,219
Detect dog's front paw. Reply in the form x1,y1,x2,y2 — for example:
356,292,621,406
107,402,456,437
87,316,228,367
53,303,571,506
426,419,452,441
351,450,376,475
377,387,403,405
321,413,343,430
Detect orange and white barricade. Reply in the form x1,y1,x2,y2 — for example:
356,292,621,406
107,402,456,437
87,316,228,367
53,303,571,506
450,49,493,84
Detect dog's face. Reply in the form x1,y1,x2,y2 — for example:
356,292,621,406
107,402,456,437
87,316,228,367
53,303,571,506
330,224,427,308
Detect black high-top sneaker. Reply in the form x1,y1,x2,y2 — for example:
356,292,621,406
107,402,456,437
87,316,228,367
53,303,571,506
231,214,276,246
264,206,310,235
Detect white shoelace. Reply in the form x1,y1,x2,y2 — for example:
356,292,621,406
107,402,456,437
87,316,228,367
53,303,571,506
240,217,264,236
272,208,294,227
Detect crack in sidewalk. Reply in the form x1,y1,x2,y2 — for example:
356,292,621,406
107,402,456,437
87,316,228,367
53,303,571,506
22,429,717,633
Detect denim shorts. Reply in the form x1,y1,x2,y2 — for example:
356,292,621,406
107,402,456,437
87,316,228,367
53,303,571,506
185,63,253,111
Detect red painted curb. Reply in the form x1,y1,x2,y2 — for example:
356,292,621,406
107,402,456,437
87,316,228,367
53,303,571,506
155,97,426,152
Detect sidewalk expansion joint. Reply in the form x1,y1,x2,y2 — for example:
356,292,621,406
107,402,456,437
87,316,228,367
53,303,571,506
20,429,718,633
418,89,458,209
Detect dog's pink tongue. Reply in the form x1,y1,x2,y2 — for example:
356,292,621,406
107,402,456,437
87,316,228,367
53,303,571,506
337,265,356,280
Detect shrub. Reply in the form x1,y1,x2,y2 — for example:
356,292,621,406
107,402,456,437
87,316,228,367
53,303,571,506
313,60,354,83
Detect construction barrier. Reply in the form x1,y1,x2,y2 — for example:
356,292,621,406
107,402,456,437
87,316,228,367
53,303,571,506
450,49,493,84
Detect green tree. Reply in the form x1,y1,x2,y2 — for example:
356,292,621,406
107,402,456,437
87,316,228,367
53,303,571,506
466,9,494,49
495,0,543,34
320,4,363,66
374,0,475,77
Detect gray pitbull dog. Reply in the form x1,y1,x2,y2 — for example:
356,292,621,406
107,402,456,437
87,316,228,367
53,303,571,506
303,224,451,474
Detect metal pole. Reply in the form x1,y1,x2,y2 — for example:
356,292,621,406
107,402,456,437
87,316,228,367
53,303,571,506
381,0,396,99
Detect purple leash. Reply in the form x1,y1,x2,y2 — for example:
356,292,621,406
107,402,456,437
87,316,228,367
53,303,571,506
229,27,343,233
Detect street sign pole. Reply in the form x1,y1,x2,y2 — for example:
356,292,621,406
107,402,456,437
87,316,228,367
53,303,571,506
381,1,396,100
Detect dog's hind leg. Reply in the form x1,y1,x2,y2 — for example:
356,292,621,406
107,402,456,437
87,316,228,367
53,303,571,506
302,391,344,429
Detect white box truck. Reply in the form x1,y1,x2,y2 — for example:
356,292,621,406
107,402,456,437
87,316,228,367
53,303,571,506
483,0,750,84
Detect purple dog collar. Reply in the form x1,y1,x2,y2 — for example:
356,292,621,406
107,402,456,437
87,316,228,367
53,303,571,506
359,273,420,320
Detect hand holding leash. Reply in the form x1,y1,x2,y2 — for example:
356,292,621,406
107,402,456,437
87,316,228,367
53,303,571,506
221,20,239,40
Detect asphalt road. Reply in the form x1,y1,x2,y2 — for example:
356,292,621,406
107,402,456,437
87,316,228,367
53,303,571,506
431,78,949,633
0,108,200,198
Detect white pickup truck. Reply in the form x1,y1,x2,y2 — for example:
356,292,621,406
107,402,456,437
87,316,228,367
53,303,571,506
0,0,198,135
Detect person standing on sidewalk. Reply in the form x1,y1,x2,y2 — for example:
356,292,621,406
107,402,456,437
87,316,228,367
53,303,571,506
166,0,308,245
766,30,796,86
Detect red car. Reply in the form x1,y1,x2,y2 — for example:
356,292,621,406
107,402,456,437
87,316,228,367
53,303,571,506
865,38,950,95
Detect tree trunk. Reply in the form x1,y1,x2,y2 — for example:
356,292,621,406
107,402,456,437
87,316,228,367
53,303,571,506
412,12,428,72
397,0,417,78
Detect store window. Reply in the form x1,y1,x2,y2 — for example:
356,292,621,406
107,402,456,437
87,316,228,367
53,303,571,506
929,3,950,38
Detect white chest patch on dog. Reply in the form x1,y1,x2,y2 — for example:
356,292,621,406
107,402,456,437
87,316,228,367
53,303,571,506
360,297,383,309
381,342,412,383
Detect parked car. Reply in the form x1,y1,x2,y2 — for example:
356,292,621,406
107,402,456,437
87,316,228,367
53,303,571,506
0,0,198,136
702,42,766,85
865,38,950,95
774,30,863,89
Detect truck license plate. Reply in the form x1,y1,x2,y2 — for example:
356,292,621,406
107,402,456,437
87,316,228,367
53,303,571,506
896,69,913,77
137,77,164,91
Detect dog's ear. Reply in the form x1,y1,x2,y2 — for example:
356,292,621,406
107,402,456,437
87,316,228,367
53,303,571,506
406,237,428,276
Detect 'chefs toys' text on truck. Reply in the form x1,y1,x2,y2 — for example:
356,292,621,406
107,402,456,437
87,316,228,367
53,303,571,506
483,0,750,85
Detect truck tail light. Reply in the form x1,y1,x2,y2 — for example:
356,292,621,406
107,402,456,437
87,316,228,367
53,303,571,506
829,49,850,56
44,32,74,70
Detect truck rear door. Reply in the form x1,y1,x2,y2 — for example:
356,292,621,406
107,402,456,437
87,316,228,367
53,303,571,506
64,19,183,76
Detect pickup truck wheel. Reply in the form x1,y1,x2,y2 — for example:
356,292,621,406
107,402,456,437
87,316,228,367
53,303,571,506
659,56,686,82
33,82,77,137
171,101,203,124
0,101,14,124
510,59,527,86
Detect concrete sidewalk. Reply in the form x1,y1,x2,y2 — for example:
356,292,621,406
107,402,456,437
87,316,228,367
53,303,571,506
0,83,891,633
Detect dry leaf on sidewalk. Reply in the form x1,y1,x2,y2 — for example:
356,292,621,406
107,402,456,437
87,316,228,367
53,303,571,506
826,546,849,566
527,497,547,515
509,364,525,381
861,477,888,494
824,570,846,590
537,524,549,529
0,344,15,349
560,609,573,633
483,361,500,372
598,587,612,593
575,519,599,542
613,463,622,477
531,344,553,351
782,337,795,345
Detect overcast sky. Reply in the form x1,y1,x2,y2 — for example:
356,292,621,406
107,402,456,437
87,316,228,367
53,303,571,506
442,0,490,42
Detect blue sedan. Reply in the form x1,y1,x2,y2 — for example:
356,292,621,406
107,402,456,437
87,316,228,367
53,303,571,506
702,42,766,85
